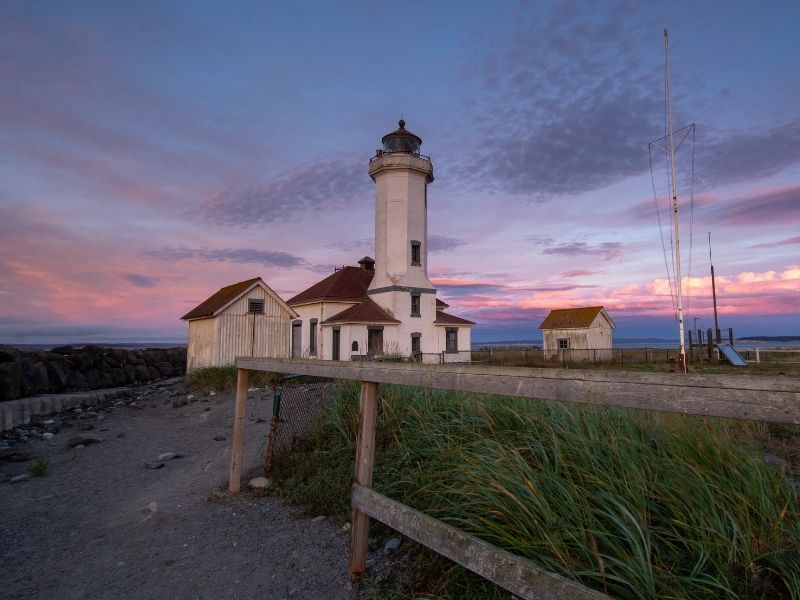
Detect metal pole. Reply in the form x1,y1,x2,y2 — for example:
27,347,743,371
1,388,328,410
709,232,720,340
665,29,686,373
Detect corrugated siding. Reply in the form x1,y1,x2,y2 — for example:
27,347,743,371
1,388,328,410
212,286,292,365
187,318,215,370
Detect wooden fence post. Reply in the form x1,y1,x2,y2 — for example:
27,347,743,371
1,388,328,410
228,368,249,493
348,380,379,580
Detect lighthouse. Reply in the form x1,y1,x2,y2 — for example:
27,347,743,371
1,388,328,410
285,119,472,361
367,120,436,337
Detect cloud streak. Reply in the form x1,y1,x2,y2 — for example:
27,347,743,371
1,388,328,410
141,246,306,268
199,160,370,227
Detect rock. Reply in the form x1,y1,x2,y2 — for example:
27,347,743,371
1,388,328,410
187,394,196,402
156,362,174,377
341,522,351,533
384,537,402,554
10,474,30,484
248,476,271,491
172,397,188,408
144,462,165,470
311,515,326,523
212,434,226,441
0,361,22,401
42,432,54,440
46,360,68,392
0,345,21,363
143,501,158,514
50,345,76,355
67,434,104,448
23,361,49,396
0,448,32,463
134,364,150,381
157,452,182,462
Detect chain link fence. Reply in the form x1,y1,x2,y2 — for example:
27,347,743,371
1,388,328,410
471,347,681,368
264,375,336,472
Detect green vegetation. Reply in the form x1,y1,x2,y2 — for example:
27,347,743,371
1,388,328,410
184,366,276,393
271,382,800,599
28,457,49,477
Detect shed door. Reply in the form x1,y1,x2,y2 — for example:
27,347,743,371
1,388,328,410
292,323,302,358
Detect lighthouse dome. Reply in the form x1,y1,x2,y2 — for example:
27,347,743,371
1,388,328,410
381,119,422,155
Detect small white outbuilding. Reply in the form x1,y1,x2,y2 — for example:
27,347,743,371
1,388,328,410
181,277,297,370
539,306,615,360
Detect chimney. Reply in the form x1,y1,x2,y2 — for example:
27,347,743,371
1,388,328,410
358,256,375,271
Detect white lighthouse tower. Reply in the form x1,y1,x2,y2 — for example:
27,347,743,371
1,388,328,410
367,120,437,351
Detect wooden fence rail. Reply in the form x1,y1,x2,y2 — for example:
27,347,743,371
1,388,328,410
230,357,800,600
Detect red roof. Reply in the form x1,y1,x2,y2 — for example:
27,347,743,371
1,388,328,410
436,298,449,309
434,311,475,326
322,299,400,324
181,278,261,320
287,266,374,305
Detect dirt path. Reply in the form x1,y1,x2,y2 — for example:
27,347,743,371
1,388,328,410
1,382,360,600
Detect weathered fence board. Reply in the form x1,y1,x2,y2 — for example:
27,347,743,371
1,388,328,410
236,358,800,424
352,484,609,600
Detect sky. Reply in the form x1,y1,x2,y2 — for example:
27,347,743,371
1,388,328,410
1,1,799,345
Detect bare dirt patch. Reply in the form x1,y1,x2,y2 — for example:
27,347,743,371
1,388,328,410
1,382,360,600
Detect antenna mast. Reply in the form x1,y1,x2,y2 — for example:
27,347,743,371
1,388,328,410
664,28,687,372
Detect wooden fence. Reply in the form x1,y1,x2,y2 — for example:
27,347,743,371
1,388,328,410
229,357,800,600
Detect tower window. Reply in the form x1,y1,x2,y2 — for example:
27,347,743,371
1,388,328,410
411,241,421,266
446,328,458,353
410,293,421,317
248,299,265,314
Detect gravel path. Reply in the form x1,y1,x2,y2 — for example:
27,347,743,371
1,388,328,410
1,382,361,600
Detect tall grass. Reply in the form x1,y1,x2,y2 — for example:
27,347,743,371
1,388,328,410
184,366,276,393
272,382,800,599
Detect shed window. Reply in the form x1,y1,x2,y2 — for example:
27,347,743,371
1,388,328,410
446,328,458,353
411,240,421,266
410,293,421,317
557,338,570,349
309,319,318,356
352,341,359,352
248,299,265,314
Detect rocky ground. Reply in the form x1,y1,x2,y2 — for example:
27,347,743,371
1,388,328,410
0,380,363,600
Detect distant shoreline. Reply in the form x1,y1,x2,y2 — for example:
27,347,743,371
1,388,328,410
4,336,799,352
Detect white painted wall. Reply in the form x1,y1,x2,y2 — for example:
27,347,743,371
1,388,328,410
186,284,293,370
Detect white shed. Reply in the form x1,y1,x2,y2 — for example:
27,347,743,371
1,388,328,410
539,306,615,360
181,277,297,370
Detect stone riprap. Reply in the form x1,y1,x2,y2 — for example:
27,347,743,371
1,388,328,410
0,345,186,402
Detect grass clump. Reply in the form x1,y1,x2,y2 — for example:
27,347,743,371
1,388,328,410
28,457,49,477
184,366,277,393
272,382,800,599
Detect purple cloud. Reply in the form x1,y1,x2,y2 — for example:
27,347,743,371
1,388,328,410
141,246,306,268
120,273,158,288
199,160,370,227
748,235,800,250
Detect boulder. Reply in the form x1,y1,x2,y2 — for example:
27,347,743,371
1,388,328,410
50,345,76,355
156,362,174,378
23,361,49,396
0,345,20,363
0,362,22,401
110,368,127,387
46,360,68,392
66,370,87,390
